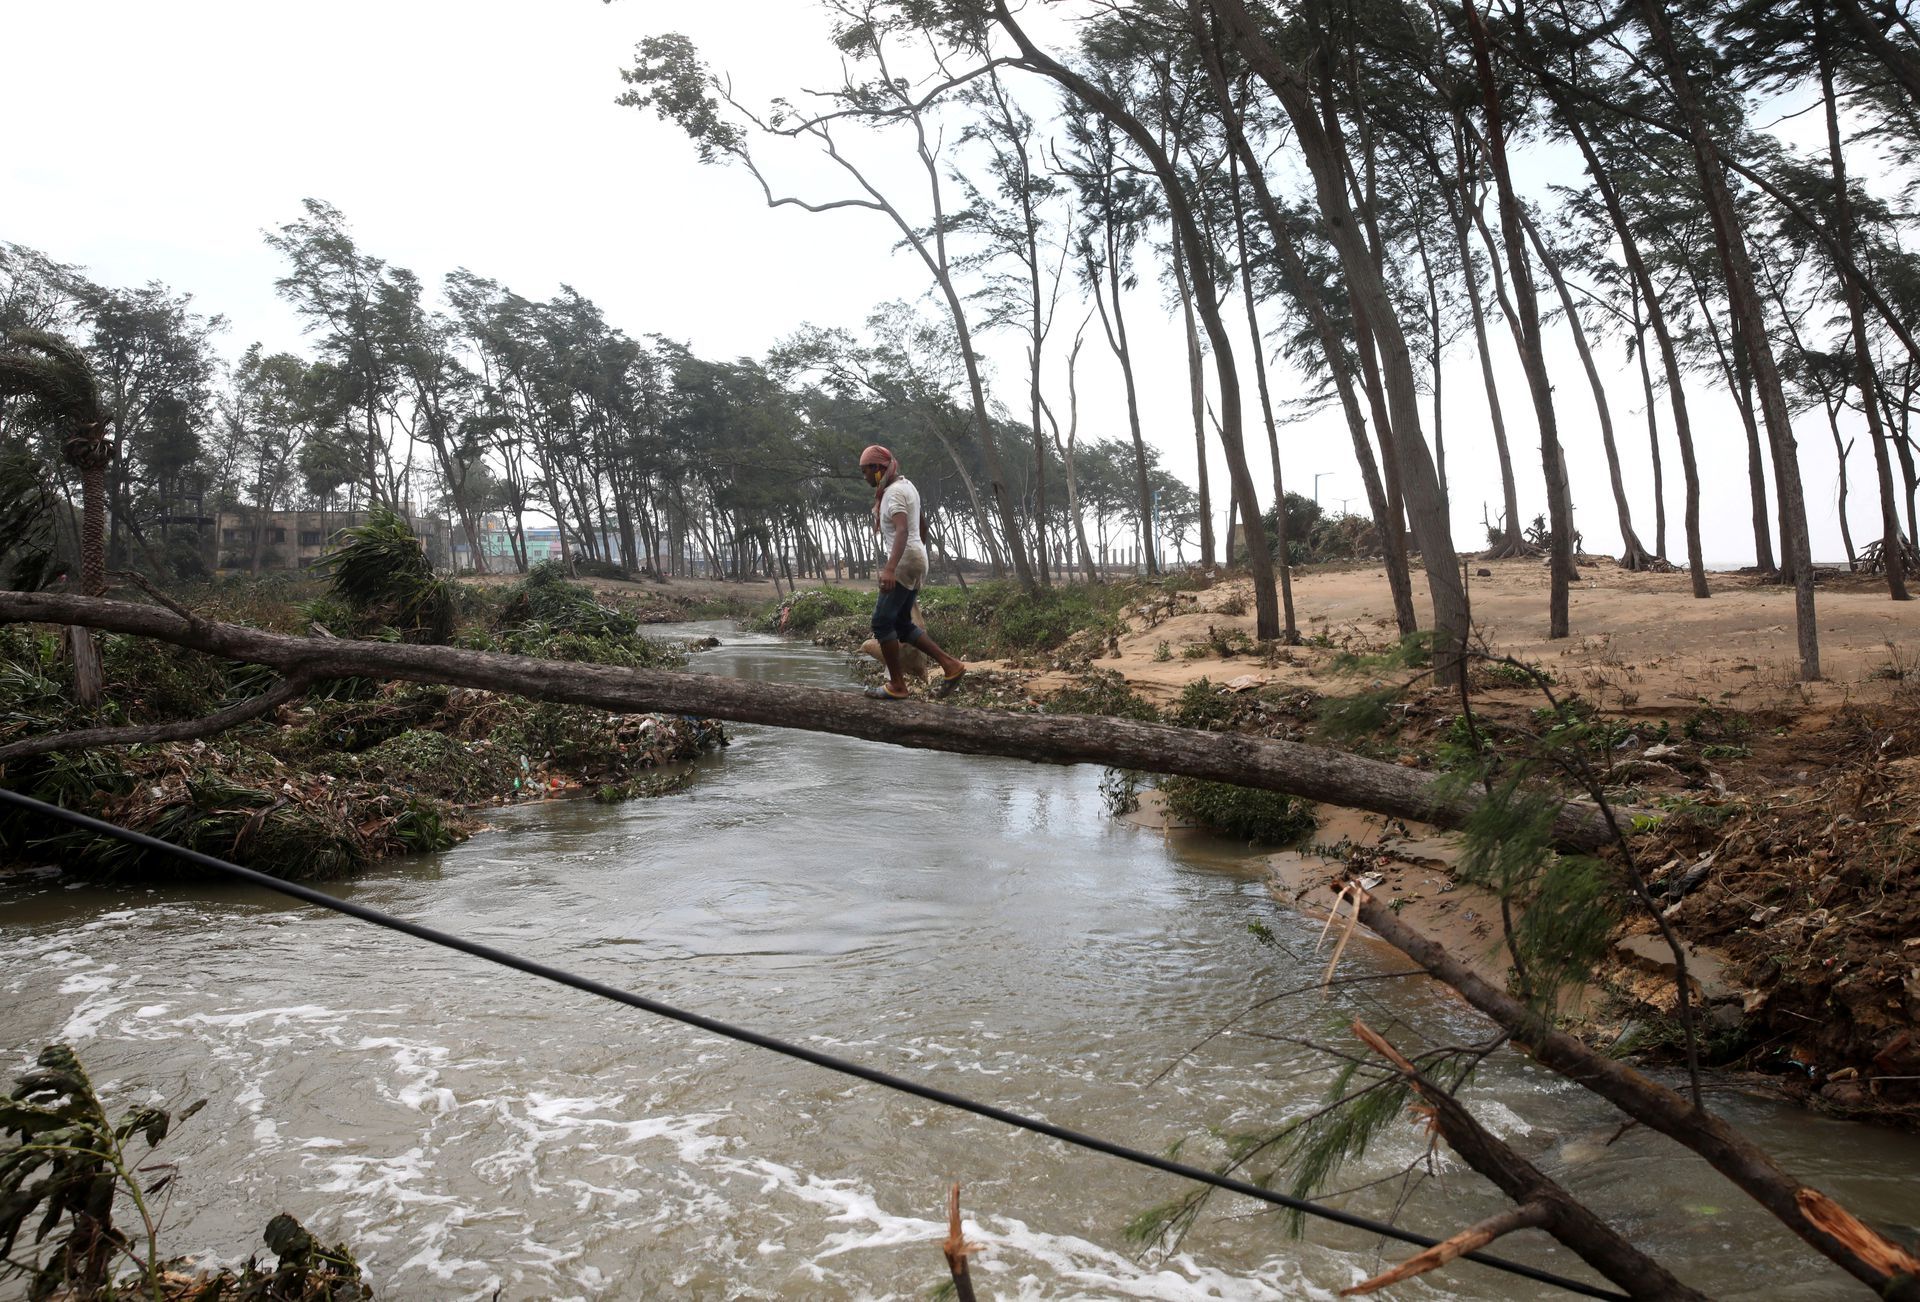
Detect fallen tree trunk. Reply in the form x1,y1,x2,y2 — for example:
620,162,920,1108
0,591,1617,850
1353,891,1920,1299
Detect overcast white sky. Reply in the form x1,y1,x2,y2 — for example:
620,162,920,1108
2,1,1881,571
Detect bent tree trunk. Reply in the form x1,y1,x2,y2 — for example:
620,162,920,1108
0,591,1619,851
1462,28,1575,640
1640,0,1819,679
1205,0,1467,679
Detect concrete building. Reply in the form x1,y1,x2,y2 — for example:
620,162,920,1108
214,510,454,574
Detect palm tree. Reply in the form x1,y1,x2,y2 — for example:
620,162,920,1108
0,329,112,706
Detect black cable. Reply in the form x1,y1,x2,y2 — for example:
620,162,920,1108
0,788,1624,1300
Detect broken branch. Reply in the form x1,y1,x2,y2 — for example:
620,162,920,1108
0,675,311,766
1341,1201,1549,1296
1348,1018,1707,1300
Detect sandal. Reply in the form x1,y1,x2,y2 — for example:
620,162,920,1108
863,684,910,701
932,669,967,700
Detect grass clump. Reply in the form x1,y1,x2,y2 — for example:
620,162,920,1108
1044,669,1159,722
1157,776,1317,844
1170,678,1234,731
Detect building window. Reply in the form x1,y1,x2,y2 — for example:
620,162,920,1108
299,531,322,546
267,528,287,544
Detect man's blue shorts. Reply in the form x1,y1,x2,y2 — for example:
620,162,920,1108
871,583,923,644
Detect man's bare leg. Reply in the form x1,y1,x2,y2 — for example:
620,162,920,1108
908,630,965,680
876,637,909,695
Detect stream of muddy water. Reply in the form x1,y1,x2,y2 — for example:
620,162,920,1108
3,624,1916,1300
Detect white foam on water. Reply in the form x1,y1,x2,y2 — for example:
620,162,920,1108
59,995,129,1041
315,1146,458,1209
188,1004,339,1029
344,1035,461,1113
698,1155,1329,1300
57,969,117,994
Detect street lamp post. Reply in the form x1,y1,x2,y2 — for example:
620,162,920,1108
1313,472,1333,505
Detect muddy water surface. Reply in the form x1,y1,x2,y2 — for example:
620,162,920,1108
3,625,1917,1300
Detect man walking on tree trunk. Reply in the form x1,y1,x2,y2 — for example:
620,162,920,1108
860,444,967,701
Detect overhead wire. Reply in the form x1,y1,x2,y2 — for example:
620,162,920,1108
0,787,1625,1300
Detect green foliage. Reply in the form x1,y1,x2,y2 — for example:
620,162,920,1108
1280,1064,1414,1235
1170,679,1234,731
497,623,686,669
0,1044,371,1301
0,1043,190,1300
760,585,870,635
100,636,228,722
1157,776,1317,845
286,685,453,754
1263,494,1380,564
498,561,638,637
1326,631,1433,676
920,581,1126,659
1683,704,1753,743
1153,640,1172,662
1314,688,1397,741
763,581,1132,661
570,557,632,581
355,728,508,803
0,441,62,590
1440,771,1623,1013
593,768,696,803
81,772,373,880
317,507,457,644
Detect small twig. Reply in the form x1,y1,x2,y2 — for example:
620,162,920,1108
1321,883,1363,992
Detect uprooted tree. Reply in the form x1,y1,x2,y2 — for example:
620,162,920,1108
4,589,1918,1297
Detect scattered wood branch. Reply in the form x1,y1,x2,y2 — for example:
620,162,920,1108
1347,1019,1707,1300
1341,1201,1548,1296
1351,895,1920,1300
0,592,1622,848
0,676,311,766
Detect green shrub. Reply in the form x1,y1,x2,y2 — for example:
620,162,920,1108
498,623,686,669
1158,776,1317,844
100,636,228,722
356,729,508,803
761,585,871,635
1171,678,1234,731
1100,767,1144,815
497,561,637,637
1044,669,1160,721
